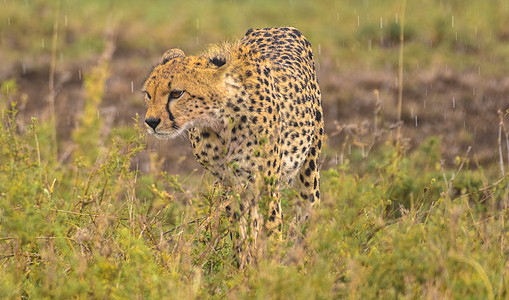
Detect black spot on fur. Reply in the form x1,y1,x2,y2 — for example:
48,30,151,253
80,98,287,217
315,110,322,122
210,57,226,67
309,159,316,171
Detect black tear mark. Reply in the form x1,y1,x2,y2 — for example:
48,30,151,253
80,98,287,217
166,99,175,121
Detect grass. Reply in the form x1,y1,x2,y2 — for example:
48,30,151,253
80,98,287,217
2,0,509,74
1,0,509,298
1,72,509,298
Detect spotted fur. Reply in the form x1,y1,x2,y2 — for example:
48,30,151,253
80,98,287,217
143,27,323,266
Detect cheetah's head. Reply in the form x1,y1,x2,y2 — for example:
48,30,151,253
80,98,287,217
142,48,228,139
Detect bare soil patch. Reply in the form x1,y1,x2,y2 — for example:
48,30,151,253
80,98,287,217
4,52,509,174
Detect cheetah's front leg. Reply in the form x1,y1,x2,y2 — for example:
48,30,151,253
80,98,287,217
235,193,263,268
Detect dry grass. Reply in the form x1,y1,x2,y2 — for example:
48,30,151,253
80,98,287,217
1,57,509,297
1,0,509,298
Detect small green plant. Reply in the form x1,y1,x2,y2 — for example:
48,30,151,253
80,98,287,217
72,64,110,166
1,0,509,297
1,84,509,298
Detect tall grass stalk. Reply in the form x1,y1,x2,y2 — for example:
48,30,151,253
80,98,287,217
396,0,406,148
498,109,509,177
498,110,505,177
48,0,60,160
72,27,115,166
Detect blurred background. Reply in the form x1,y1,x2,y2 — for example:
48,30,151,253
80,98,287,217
1,0,509,175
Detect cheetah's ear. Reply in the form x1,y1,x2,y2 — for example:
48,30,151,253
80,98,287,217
160,48,185,65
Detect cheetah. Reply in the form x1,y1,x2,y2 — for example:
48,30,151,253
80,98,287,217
142,27,323,266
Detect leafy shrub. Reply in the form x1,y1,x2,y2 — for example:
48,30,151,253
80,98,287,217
1,85,509,298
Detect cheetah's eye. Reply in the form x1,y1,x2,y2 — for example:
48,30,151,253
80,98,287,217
143,91,151,101
168,90,185,100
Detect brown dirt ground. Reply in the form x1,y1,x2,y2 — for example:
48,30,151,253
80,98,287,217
4,49,509,176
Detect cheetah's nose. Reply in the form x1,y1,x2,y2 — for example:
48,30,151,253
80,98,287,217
145,117,161,130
